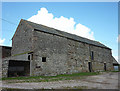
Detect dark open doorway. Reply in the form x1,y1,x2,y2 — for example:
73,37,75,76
104,63,106,71
88,62,92,72
8,60,30,77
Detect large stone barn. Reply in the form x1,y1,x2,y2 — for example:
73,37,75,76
2,19,118,77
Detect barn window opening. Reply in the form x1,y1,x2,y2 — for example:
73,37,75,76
104,63,106,71
28,55,30,60
31,54,33,60
42,57,46,62
36,66,41,68
91,51,94,60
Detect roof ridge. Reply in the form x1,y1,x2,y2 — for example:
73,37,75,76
22,19,96,41
21,19,111,49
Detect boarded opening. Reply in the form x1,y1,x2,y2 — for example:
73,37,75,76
104,63,106,71
8,60,30,77
88,62,92,72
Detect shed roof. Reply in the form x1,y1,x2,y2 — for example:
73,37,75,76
0,46,12,49
20,19,111,49
112,56,119,64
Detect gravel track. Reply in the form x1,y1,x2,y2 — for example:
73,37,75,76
1,72,119,89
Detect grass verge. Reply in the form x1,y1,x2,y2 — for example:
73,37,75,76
2,72,100,83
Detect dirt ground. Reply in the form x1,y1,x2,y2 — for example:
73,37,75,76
1,72,119,89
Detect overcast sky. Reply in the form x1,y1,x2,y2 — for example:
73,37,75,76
1,2,119,63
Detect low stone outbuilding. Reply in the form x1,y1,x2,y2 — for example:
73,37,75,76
112,56,120,71
2,19,118,77
0,46,12,77
0,46,12,58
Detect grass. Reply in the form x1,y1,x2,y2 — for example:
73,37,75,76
2,72,100,83
100,70,120,73
111,70,120,72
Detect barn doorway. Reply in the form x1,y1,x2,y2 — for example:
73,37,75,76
8,60,30,77
88,62,92,72
104,63,106,71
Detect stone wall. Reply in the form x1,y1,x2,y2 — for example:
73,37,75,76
31,30,114,76
66,39,90,73
11,20,33,55
2,60,9,78
31,31,68,76
89,45,113,71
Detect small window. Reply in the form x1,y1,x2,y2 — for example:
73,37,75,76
28,55,30,60
31,54,33,60
42,57,46,62
91,51,94,60
36,66,41,68
104,63,106,71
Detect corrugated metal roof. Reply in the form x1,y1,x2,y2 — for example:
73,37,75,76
22,19,111,49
